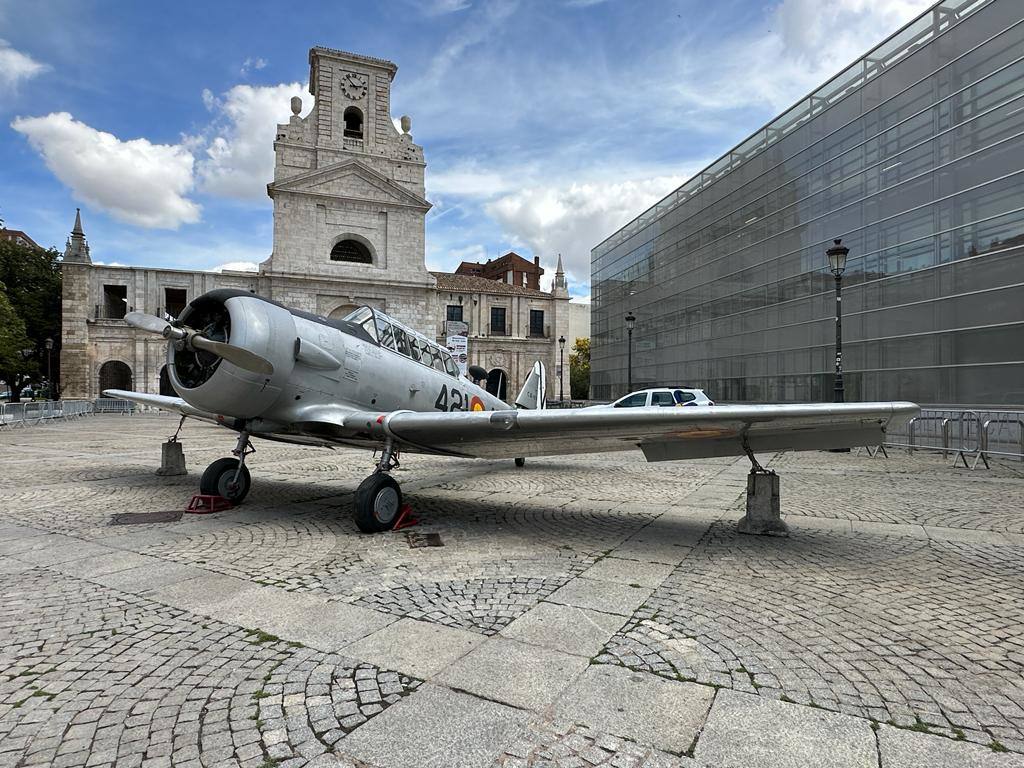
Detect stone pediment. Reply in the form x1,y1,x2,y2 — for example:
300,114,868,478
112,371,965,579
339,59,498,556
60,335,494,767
268,159,431,210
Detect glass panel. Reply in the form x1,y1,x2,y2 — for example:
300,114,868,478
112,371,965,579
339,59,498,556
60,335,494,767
614,393,649,408
375,316,395,350
393,327,411,357
651,391,675,406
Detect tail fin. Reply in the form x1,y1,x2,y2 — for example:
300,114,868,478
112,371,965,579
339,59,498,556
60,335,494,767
514,361,546,410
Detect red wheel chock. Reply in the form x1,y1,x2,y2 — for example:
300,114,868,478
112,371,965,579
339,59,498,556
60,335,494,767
391,503,419,531
186,494,234,514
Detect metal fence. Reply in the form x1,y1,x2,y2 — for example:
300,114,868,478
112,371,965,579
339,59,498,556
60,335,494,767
883,408,1024,467
0,400,94,429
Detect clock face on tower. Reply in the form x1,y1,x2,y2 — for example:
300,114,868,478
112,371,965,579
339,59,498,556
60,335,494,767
341,71,368,100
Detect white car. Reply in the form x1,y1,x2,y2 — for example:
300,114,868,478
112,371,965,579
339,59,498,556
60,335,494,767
598,388,715,408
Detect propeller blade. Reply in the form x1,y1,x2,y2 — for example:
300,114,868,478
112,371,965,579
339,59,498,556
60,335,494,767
125,311,170,334
190,336,275,376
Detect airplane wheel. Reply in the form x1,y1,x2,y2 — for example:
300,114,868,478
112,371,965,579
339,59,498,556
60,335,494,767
514,457,525,468
200,458,251,504
354,473,403,533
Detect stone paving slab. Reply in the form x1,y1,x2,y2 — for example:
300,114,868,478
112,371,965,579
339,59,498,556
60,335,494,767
547,577,653,615
878,725,1024,768
551,663,715,755
340,683,530,767
88,559,206,592
11,538,114,566
582,556,675,587
695,689,877,768
342,617,484,679
437,636,590,711
499,600,627,658
45,548,159,577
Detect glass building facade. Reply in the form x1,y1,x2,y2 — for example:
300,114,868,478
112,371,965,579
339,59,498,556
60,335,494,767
591,0,1024,408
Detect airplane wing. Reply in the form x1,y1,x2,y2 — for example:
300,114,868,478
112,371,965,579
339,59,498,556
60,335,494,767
102,389,219,421
336,401,919,461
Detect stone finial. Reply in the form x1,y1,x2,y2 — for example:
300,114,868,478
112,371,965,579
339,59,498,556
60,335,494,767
72,207,84,235
291,96,302,116
400,115,411,134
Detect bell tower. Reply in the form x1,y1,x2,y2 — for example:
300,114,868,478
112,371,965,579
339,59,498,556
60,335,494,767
264,47,433,318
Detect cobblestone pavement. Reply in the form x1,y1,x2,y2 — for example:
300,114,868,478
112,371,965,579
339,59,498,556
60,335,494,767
1,414,1023,767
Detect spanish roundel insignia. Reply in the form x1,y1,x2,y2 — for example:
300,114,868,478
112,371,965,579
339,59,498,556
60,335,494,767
469,396,485,411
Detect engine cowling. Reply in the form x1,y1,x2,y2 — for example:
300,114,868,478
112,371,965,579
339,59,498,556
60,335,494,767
168,291,296,418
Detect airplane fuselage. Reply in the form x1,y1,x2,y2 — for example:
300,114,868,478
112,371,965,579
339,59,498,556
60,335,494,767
167,290,509,448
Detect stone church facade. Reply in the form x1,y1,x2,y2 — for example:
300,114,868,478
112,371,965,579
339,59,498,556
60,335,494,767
60,47,572,402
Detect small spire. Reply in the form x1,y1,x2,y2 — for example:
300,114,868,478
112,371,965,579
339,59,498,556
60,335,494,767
64,208,91,264
553,252,568,295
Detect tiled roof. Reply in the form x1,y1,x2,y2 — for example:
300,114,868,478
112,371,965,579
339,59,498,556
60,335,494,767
0,229,40,248
432,272,551,297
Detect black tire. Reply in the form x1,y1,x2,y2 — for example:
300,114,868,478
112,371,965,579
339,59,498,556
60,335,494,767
354,473,403,533
199,457,251,504
514,457,526,468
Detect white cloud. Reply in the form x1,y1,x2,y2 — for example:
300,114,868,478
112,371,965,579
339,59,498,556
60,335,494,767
11,112,200,229
669,0,934,114
0,39,47,93
197,82,307,200
210,261,259,272
240,57,268,76
487,174,688,288
420,0,518,87
422,0,472,14
427,161,523,198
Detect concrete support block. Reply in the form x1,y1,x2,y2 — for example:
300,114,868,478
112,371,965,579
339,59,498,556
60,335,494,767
737,470,789,536
156,440,187,476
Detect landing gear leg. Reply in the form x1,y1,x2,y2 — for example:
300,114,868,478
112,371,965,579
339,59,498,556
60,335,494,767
199,428,253,504
736,436,788,536
354,438,403,533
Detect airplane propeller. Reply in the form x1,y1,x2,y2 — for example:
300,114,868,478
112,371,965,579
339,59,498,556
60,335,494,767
125,311,275,376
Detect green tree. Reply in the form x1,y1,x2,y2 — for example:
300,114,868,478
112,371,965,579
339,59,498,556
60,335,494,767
569,337,590,400
0,288,33,394
0,240,62,401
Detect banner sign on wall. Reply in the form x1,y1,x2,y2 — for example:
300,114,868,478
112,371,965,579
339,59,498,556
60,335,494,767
446,333,469,377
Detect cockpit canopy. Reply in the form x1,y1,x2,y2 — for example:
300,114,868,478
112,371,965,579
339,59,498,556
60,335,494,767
344,307,460,378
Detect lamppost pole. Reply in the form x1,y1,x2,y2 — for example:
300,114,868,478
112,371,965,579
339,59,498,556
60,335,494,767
826,239,849,404
558,335,566,405
625,312,636,394
45,338,53,400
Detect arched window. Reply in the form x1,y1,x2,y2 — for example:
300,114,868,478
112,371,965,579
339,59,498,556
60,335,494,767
159,365,175,396
343,107,363,139
99,361,132,393
330,238,373,264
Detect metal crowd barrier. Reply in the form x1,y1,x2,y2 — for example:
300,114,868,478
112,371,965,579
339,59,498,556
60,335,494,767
93,398,136,414
882,407,1024,468
0,399,94,429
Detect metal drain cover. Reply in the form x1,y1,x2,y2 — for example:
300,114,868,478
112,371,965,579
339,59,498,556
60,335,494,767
110,510,183,525
405,532,443,548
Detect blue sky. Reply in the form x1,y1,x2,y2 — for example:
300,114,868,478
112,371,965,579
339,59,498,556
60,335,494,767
0,0,931,300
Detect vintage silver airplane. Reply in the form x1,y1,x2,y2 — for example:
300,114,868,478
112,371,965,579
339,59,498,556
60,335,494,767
105,289,918,533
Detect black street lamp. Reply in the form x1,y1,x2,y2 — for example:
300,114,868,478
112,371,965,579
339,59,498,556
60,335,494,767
558,335,566,404
826,239,849,403
45,338,53,400
625,312,636,394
